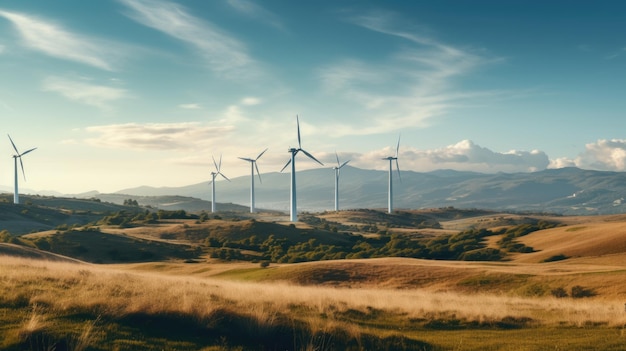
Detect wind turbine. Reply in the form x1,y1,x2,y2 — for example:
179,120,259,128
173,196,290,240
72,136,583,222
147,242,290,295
239,148,268,213
333,152,350,212
209,154,230,213
8,135,37,205
382,136,401,214
280,115,323,222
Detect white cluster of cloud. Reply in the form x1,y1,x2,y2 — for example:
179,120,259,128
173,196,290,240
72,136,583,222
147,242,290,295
343,140,550,174
84,122,235,151
551,139,626,172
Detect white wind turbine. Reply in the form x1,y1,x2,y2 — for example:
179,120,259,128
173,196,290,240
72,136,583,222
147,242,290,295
382,136,401,213
238,148,268,213
8,135,37,205
333,152,350,212
281,115,323,222
209,154,230,213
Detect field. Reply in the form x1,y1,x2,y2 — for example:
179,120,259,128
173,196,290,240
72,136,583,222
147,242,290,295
2,203,626,350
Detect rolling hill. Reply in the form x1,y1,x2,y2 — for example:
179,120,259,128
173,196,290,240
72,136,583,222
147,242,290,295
104,166,626,215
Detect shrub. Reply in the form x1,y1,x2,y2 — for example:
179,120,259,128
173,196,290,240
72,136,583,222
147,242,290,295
571,285,595,298
551,287,568,298
542,254,569,262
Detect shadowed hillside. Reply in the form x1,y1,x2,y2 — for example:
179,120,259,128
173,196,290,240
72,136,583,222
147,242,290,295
111,166,626,215
0,194,140,235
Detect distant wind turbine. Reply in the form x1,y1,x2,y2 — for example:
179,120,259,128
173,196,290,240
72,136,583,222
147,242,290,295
209,154,230,213
382,136,401,213
333,152,350,212
281,115,323,222
8,135,37,205
239,148,268,213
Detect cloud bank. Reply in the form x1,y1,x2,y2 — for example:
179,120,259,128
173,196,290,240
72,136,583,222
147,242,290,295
551,139,626,172
328,140,551,174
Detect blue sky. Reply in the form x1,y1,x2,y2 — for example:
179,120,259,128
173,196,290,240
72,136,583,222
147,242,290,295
1,0,626,194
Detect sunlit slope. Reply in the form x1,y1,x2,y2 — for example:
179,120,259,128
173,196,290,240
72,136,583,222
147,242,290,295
0,243,82,263
514,220,626,263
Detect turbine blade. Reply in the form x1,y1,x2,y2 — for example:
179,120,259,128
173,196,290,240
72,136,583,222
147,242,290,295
239,157,253,162
395,158,402,183
301,149,324,166
296,115,302,149
212,155,219,170
395,135,401,158
218,154,223,171
256,148,268,160
7,134,19,154
20,147,37,157
19,157,26,181
219,172,231,182
335,152,340,166
280,158,291,172
339,160,350,169
255,162,262,183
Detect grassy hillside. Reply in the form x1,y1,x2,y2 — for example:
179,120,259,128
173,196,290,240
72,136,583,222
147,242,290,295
3,205,626,349
2,256,626,350
0,194,141,235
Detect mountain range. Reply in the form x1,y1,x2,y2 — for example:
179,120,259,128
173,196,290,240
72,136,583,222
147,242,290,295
71,166,626,216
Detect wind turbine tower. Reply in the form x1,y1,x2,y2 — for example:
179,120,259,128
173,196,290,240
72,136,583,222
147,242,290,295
8,135,37,205
333,152,350,211
239,148,268,213
209,154,230,213
281,116,323,222
382,136,401,214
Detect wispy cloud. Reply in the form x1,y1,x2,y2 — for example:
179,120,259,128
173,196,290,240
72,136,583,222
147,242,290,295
318,10,501,136
119,0,258,79
0,44,5,54
226,0,285,30
0,10,123,71
241,96,261,106
85,122,235,151
42,76,129,109
606,47,626,60
179,103,201,110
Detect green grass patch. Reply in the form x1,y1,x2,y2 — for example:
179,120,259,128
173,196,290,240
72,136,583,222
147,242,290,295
565,226,587,232
212,267,283,281
457,273,531,293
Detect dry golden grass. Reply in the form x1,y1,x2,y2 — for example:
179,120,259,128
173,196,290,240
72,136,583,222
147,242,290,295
516,220,626,263
4,255,626,331
0,243,82,263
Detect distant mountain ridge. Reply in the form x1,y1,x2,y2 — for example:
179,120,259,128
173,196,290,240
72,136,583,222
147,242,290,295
100,166,626,215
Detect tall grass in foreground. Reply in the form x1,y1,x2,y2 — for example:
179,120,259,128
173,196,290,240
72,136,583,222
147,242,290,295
1,256,626,350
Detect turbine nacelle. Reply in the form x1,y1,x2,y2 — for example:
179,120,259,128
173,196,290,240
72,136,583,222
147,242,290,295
383,135,401,213
283,115,323,222
8,134,37,205
333,152,350,170
239,148,268,213
8,134,37,181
